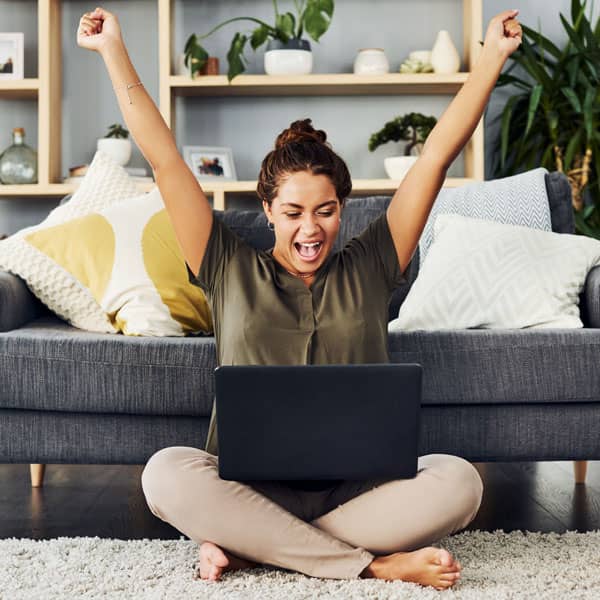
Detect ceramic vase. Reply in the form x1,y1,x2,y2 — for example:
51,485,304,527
430,30,460,74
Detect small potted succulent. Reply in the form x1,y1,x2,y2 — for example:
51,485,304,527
184,0,335,82
97,123,132,166
369,112,437,179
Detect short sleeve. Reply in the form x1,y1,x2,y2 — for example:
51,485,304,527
343,212,406,290
186,215,243,294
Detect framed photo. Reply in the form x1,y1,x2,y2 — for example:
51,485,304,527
0,33,24,80
183,146,237,182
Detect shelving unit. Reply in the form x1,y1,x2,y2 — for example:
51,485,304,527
0,0,483,205
158,0,483,209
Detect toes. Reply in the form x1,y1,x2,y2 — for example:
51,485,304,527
436,548,454,568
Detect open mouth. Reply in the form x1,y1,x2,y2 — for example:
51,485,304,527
294,241,323,263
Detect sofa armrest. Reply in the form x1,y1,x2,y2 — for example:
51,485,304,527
0,271,46,331
580,265,600,328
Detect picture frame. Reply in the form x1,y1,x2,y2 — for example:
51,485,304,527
183,146,237,182
0,33,24,80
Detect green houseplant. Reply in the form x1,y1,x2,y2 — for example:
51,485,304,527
184,0,334,82
97,123,132,166
492,0,600,237
368,112,437,179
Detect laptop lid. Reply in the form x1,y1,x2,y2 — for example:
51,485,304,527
215,364,422,482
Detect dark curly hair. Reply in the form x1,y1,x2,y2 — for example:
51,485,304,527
257,119,352,206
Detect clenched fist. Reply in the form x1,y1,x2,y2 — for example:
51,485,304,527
482,9,523,60
77,6,122,54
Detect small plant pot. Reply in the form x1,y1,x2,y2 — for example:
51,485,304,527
384,156,418,180
264,38,313,76
97,138,132,166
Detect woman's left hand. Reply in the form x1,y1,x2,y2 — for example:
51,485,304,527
482,9,523,60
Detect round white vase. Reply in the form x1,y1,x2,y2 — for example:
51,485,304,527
264,39,313,76
430,30,460,74
384,156,418,180
97,138,132,166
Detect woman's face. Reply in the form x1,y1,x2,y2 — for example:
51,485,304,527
263,170,342,277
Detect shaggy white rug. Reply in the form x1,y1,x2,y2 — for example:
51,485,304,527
2,530,600,599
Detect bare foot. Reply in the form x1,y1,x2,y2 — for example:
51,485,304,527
194,541,258,581
361,547,461,590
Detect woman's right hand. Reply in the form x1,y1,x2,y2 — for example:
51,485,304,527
77,6,122,54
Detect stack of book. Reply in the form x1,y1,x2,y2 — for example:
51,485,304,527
63,164,155,186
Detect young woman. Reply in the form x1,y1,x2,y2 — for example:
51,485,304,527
78,6,522,590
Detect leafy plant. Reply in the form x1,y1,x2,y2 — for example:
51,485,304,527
184,0,334,82
368,113,437,155
104,124,129,139
492,0,600,237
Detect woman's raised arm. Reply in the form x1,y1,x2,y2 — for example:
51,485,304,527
77,7,213,277
385,9,522,274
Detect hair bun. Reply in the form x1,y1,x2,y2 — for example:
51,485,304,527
275,119,328,150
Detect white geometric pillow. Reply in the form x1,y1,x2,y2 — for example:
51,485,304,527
389,214,600,331
0,151,139,332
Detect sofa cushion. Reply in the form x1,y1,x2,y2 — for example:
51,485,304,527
388,328,600,407
2,315,599,418
0,316,218,418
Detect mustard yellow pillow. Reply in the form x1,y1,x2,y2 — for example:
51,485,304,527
22,186,212,336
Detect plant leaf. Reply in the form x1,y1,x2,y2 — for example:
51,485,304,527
250,25,269,49
561,86,583,112
561,13,586,52
522,23,563,58
583,85,595,139
226,33,248,81
303,0,334,42
526,84,543,136
275,12,295,41
565,129,583,169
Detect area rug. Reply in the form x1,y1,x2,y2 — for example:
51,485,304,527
3,530,600,599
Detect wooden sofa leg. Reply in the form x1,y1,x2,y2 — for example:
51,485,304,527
574,460,588,484
30,464,46,488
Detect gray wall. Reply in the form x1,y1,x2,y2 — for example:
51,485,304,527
0,0,595,234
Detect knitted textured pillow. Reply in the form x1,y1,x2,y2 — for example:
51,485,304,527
0,151,212,335
389,214,600,331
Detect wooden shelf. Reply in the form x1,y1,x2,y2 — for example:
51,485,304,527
0,182,155,198
0,79,39,100
169,73,470,97
196,177,474,210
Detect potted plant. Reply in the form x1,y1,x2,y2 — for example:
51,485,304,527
97,124,132,166
492,0,600,237
184,0,335,82
368,112,437,180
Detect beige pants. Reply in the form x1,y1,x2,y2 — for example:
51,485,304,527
141,447,483,580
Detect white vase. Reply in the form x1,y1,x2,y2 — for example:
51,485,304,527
384,156,418,180
97,138,132,167
264,39,313,76
430,30,460,74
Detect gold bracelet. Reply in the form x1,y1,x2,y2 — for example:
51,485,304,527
114,81,143,105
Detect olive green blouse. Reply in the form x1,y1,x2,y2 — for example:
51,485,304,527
187,212,405,457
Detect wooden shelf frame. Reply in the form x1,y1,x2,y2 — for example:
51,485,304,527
0,0,483,200
158,0,484,208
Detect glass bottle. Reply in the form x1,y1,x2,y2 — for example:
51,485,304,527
0,127,38,184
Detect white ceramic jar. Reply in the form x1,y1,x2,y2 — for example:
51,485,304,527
353,48,390,75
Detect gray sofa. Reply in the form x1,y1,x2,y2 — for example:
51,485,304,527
2,171,599,487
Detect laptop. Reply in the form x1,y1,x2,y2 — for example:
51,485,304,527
214,363,422,482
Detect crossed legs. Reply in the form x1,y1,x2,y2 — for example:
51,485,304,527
141,447,482,587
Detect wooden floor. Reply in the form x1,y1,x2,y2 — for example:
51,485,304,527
2,461,600,540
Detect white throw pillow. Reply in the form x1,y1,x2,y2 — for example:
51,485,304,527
0,151,139,332
389,214,600,331
0,150,213,336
